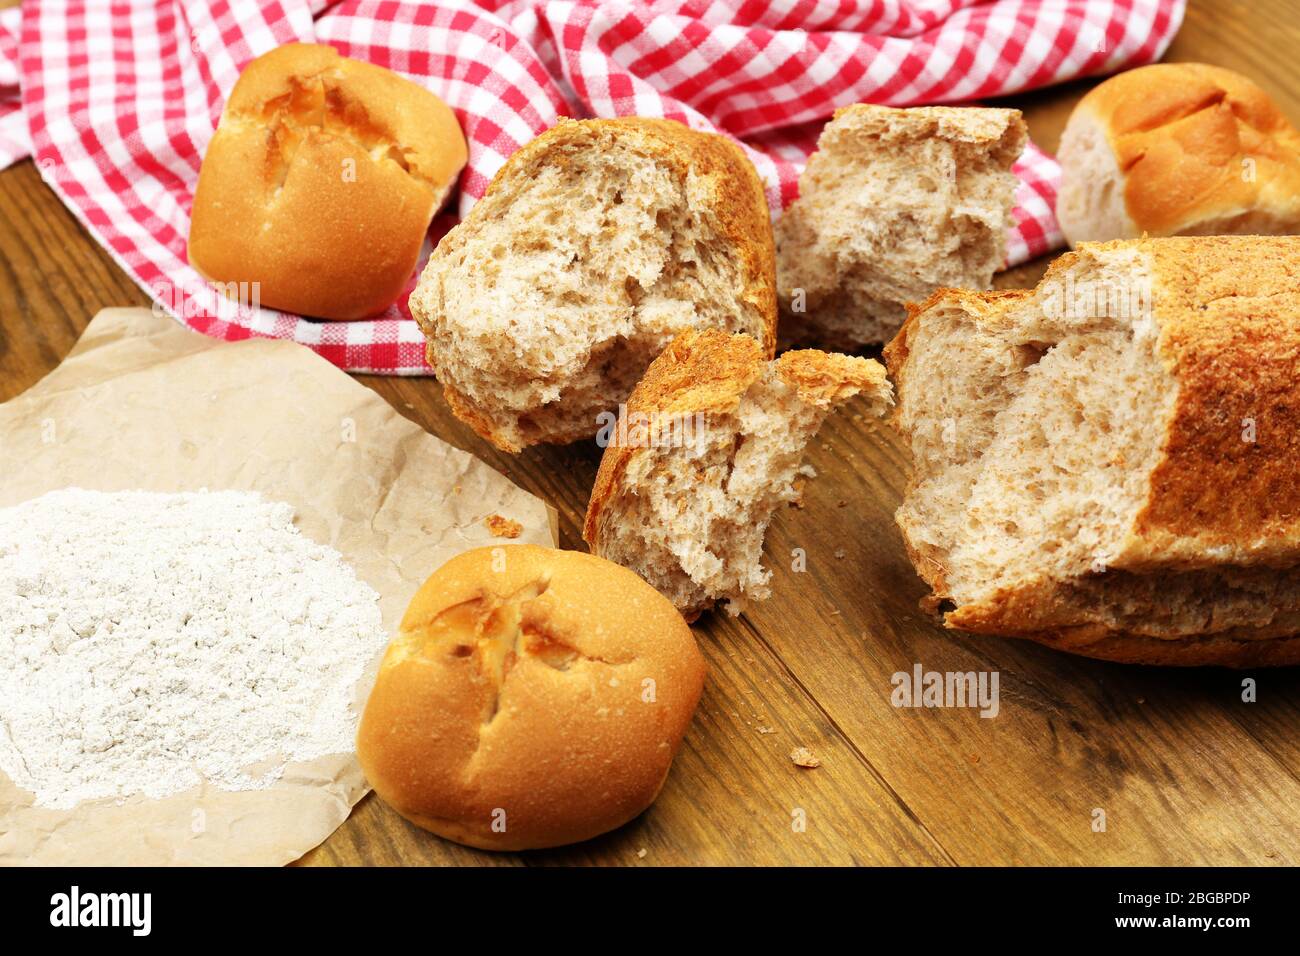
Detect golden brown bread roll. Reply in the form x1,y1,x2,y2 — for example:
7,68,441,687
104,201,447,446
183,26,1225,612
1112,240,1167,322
1057,63,1300,245
189,43,467,320
356,545,706,850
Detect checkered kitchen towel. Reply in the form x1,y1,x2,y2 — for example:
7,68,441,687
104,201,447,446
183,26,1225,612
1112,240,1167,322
1,0,1185,374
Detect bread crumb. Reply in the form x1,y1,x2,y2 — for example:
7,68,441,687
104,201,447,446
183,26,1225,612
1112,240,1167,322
757,726,777,735
485,514,523,538
790,747,820,768
636,848,648,859
790,477,807,508
833,548,846,559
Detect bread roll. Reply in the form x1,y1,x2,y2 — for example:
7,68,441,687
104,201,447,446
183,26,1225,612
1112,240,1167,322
407,117,777,452
356,545,706,850
776,104,1026,350
189,43,467,320
1056,63,1300,245
585,329,892,619
885,235,1300,667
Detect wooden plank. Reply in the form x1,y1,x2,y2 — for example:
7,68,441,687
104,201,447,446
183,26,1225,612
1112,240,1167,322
0,162,151,401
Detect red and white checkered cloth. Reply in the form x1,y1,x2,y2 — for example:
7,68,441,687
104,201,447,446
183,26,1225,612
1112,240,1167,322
2,0,1185,373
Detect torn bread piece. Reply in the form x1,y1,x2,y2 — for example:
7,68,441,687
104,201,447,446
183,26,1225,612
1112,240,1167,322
409,117,777,452
776,104,1025,350
584,329,893,619
885,235,1300,667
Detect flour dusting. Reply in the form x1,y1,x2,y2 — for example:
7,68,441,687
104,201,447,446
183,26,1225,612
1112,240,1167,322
0,488,388,810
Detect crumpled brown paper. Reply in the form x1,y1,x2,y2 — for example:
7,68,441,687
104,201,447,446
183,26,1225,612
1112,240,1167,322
0,308,556,866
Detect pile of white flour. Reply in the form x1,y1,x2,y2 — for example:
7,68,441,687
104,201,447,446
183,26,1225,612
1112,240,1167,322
0,488,388,810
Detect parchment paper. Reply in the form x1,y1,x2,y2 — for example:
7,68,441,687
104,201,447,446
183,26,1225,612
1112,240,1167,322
0,308,556,866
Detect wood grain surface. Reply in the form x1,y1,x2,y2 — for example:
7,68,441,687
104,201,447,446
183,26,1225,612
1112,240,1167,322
2,0,1299,866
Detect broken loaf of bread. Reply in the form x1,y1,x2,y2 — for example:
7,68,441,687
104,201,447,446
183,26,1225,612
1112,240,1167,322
885,235,1300,667
584,329,893,619
776,104,1026,350
408,117,777,452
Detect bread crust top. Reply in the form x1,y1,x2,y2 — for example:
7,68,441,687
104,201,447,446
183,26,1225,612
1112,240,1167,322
357,544,705,850
823,103,1026,154
224,44,467,200
1130,236,1300,568
414,117,778,358
1074,63,1300,234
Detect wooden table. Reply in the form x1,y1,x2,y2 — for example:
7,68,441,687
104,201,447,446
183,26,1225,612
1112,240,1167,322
3,0,1298,866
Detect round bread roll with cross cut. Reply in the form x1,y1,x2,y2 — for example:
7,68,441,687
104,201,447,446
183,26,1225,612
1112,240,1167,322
356,545,706,850
189,43,467,320
1056,62,1300,245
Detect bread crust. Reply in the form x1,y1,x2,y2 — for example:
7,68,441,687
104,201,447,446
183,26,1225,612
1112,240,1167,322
583,329,890,601
1061,63,1300,239
356,545,706,851
1096,238,1298,573
411,117,777,451
584,330,765,551
776,347,891,408
949,590,1300,667
888,237,1300,666
188,43,467,320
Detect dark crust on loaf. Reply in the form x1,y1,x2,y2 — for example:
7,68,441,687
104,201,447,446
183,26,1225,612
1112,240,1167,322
1130,237,1300,567
946,578,1300,667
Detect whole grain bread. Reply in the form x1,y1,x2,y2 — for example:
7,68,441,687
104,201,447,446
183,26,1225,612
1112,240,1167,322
409,117,777,452
776,104,1025,350
585,329,892,619
885,235,1300,666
